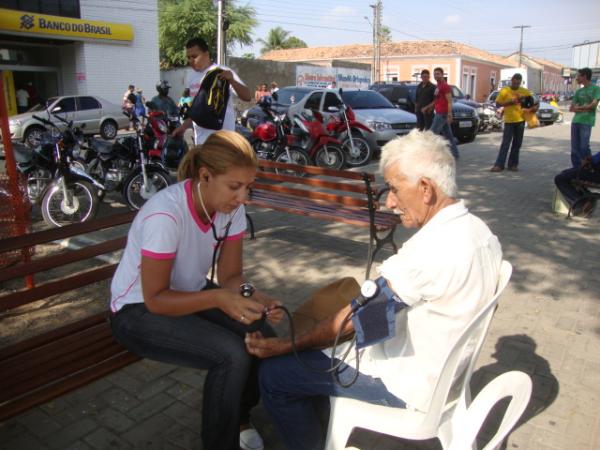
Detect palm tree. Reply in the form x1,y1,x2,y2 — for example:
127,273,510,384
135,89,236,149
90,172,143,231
257,27,291,54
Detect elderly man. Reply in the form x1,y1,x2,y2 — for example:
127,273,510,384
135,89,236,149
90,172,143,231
245,130,503,450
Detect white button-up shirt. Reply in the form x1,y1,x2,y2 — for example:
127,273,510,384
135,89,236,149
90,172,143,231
326,200,503,412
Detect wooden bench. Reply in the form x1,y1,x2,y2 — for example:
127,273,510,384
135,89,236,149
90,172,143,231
0,211,139,421
247,159,399,278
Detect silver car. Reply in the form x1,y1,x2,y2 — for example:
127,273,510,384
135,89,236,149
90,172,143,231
8,95,130,147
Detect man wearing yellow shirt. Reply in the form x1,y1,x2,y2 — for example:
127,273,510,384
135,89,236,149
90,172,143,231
491,73,538,172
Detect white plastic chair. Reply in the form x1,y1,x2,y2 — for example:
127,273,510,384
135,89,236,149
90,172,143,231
325,260,513,450
447,371,532,450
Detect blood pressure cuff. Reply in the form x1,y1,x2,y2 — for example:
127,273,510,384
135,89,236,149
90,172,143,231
351,277,408,350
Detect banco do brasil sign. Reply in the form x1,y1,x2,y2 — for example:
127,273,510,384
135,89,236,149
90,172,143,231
0,8,133,42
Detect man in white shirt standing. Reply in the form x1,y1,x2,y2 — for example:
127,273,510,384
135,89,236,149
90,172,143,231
172,37,252,145
16,86,29,114
245,129,503,450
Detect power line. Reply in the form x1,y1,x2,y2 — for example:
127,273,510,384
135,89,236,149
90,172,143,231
258,19,371,35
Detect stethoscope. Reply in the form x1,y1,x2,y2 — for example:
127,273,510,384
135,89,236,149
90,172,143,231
196,180,241,284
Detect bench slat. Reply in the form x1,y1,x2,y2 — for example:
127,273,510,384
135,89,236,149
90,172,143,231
0,322,112,376
258,160,372,181
1,337,123,401
0,264,117,311
251,184,372,209
0,351,140,422
0,313,107,360
255,171,369,194
0,211,135,254
0,237,126,283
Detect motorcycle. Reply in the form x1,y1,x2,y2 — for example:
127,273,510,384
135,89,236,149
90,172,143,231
291,109,346,170
24,114,103,227
485,104,504,132
80,111,172,210
144,102,188,170
325,103,373,167
249,97,311,167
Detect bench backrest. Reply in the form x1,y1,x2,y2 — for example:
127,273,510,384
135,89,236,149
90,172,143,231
254,160,381,210
0,211,135,312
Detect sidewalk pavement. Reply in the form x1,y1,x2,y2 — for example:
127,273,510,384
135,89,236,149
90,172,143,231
1,118,599,449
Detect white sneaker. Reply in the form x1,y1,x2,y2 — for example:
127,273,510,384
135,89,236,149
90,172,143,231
240,427,264,450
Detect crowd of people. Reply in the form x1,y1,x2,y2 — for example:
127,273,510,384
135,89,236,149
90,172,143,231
107,34,598,450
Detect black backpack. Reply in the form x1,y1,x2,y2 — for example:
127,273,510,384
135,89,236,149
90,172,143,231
188,67,230,130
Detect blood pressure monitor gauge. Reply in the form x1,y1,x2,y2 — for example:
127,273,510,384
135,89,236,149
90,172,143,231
360,279,379,299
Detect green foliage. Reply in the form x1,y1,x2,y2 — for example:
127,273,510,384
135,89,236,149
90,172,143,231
380,25,392,44
158,0,257,67
241,52,255,59
284,36,308,49
258,27,307,54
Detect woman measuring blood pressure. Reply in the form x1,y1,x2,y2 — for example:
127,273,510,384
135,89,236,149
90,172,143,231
109,130,282,450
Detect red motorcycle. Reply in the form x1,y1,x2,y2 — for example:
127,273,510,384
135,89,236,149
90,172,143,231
250,98,311,167
144,102,187,170
326,104,373,167
291,109,345,170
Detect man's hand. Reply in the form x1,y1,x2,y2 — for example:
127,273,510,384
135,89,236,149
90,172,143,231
245,332,290,358
218,70,235,83
171,117,192,138
581,156,592,168
446,113,453,125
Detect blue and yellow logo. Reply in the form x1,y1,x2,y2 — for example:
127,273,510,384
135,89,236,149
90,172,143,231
0,8,133,42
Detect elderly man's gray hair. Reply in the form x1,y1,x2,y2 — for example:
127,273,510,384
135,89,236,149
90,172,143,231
379,130,458,197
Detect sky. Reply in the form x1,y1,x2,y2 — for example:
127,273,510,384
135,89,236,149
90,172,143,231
232,0,600,67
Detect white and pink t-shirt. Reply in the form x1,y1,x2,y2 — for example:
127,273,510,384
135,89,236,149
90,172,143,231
110,179,246,313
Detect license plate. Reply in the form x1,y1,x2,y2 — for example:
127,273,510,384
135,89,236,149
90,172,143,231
541,113,551,118
459,121,472,128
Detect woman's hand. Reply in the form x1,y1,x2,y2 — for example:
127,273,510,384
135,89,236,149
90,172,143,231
216,288,265,325
252,290,284,324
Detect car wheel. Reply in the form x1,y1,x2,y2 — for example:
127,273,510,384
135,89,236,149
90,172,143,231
100,120,118,140
24,125,45,148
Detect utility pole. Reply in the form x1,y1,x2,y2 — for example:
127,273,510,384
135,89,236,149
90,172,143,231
369,1,382,83
216,0,226,65
513,25,530,68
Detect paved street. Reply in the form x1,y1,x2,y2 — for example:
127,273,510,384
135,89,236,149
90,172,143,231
1,114,599,449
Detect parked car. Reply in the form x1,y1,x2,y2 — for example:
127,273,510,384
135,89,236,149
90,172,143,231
242,87,417,155
486,91,561,125
370,82,479,143
8,95,130,147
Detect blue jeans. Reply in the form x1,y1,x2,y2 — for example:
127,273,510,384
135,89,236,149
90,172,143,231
495,121,525,169
571,123,592,168
259,350,406,450
111,301,275,450
554,166,600,207
431,112,459,159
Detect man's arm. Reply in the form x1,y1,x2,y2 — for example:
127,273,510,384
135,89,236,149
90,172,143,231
445,91,453,124
571,98,599,112
245,303,355,358
219,70,252,102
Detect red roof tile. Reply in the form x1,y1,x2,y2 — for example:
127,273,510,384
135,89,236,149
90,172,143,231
261,40,516,67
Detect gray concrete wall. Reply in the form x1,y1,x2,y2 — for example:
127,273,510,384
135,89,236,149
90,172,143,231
160,58,371,115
